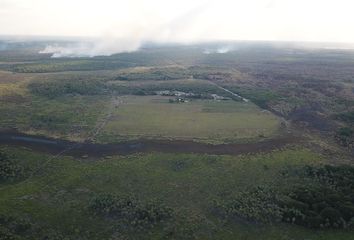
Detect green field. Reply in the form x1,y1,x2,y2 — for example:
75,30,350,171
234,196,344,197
98,95,281,143
1,146,353,239
0,93,108,141
0,71,109,140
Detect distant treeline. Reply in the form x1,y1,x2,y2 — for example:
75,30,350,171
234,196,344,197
28,76,237,100
116,67,190,81
28,79,107,97
12,59,137,73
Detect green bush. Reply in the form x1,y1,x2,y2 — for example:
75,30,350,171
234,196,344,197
89,194,173,230
320,207,344,228
0,214,32,239
28,79,107,98
337,127,354,138
213,186,283,223
115,67,189,81
336,127,354,147
337,111,354,124
0,214,67,240
213,165,354,229
12,59,135,73
0,152,23,182
0,226,17,240
228,87,281,108
280,165,354,228
162,213,209,240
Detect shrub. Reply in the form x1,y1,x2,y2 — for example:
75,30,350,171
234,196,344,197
0,152,23,182
0,214,66,239
89,194,173,230
0,214,32,239
213,165,354,229
280,165,354,228
336,127,354,147
213,186,283,223
337,111,354,124
162,213,208,240
28,79,107,98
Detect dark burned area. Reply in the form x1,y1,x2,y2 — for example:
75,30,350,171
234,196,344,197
0,130,298,158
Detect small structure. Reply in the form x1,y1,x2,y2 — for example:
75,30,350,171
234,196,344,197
169,97,188,103
211,94,231,101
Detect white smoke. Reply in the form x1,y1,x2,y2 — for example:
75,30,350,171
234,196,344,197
203,45,237,54
35,0,354,58
40,37,142,58
4,0,354,57
38,1,209,58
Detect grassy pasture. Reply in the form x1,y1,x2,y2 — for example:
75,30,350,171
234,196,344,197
0,71,109,140
98,95,281,143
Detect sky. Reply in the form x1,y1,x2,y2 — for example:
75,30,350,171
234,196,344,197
1,0,354,56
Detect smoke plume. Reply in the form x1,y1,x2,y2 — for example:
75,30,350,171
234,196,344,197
40,37,142,58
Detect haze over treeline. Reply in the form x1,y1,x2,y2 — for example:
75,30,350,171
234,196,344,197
1,0,354,56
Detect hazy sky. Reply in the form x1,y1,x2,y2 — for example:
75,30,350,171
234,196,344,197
1,0,354,43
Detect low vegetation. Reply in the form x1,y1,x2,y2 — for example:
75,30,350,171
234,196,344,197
336,127,354,148
115,67,190,81
227,87,281,109
89,194,173,231
0,94,108,140
0,151,23,182
214,165,354,229
337,111,354,124
12,59,136,73
2,146,353,239
28,78,107,98
213,186,283,223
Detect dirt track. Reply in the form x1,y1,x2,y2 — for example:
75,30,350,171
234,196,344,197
0,130,299,158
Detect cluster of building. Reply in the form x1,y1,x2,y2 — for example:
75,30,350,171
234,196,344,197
155,90,231,103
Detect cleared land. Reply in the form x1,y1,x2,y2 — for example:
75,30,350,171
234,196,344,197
97,95,281,143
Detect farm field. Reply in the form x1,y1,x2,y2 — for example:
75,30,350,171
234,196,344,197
98,95,281,143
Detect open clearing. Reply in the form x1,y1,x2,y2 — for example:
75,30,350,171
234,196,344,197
98,95,281,143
